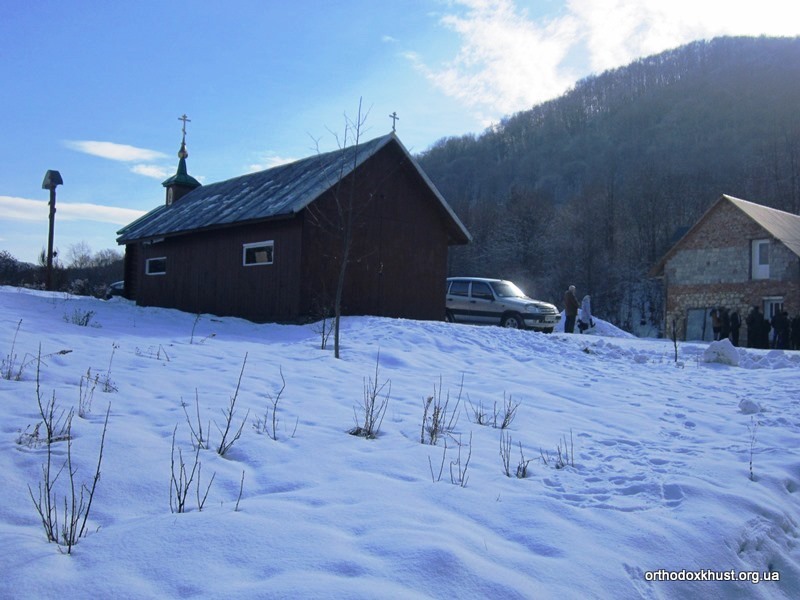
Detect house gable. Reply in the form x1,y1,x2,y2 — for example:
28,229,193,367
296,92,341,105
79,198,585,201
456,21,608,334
651,194,800,278
650,194,800,342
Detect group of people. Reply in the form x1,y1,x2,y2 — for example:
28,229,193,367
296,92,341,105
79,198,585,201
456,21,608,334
744,306,800,350
709,307,742,346
563,285,594,334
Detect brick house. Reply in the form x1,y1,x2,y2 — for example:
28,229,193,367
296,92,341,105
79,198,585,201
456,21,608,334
650,195,800,343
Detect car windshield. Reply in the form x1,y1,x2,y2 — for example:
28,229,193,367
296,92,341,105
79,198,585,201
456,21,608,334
491,281,527,298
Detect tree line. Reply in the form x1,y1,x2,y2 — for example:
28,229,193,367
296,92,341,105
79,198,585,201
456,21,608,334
418,36,800,333
0,242,123,298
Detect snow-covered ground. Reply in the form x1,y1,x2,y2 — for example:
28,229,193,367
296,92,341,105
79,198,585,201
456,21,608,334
1,285,798,599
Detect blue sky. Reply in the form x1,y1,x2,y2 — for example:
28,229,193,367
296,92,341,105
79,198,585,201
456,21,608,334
2,0,800,264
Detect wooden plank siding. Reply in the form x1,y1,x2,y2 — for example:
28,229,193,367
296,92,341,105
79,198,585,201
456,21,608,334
124,136,465,324
135,218,303,322
299,141,449,321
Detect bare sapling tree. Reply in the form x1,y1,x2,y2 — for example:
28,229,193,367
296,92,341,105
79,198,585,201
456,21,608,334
308,98,371,359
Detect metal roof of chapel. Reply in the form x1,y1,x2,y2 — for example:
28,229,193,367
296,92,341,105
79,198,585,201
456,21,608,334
117,133,470,245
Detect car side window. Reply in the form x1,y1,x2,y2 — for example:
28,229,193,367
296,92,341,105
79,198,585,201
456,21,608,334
449,281,469,296
471,282,494,300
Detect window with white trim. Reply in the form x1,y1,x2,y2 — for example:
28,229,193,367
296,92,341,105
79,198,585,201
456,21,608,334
145,257,166,275
751,239,769,279
243,241,274,266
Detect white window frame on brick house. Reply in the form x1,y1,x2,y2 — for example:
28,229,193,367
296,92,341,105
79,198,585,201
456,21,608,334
242,241,274,266
763,297,783,320
751,239,770,279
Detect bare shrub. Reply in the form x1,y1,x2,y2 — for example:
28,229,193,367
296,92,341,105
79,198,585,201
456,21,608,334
2,326,72,382
311,300,334,351
748,417,759,481
33,353,73,445
467,396,490,425
420,375,463,445
182,390,210,450
495,393,520,429
100,343,119,393
169,426,215,514
135,345,171,362
28,403,110,553
190,314,216,345
1,319,22,380
350,353,390,439
78,369,99,418
429,433,472,488
500,431,532,478
215,355,249,456
16,422,43,448
65,308,97,327
253,367,297,440
235,470,245,512
516,443,533,478
540,430,575,469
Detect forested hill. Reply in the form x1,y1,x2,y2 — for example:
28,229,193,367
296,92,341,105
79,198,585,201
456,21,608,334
418,36,800,333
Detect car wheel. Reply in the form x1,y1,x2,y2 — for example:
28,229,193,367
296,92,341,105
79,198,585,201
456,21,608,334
501,313,523,329
542,327,554,334
445,310,455,323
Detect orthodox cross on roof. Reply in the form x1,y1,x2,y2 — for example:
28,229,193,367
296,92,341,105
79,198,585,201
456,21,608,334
389,111,399,133
177,114,191,159
178,114,192,144
179,114,191,137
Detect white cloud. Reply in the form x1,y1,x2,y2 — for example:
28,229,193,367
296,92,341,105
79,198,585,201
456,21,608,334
130,164,170,179
409,0,580,124
247,154,297,173
0,196,145,225
570,0,800,73
64,140,167,162
412,0,800,124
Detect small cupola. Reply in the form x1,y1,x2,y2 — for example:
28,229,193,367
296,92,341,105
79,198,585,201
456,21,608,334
162,114,201,205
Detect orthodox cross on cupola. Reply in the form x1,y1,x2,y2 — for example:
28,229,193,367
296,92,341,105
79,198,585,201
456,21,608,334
162,113,201,206
178,114,191,158
389,111,399,133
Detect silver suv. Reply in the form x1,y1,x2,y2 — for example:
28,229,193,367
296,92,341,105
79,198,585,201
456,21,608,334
445,277,561,332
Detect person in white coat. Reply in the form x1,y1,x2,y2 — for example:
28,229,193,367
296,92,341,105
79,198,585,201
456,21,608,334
578,294,594,333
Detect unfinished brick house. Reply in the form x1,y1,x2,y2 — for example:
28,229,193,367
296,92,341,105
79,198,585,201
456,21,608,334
650,194,800,343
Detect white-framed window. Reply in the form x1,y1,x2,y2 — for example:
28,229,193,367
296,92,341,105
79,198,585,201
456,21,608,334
763,297,784,320
751,239,770,279
243,241,274,266
146,257,167,275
